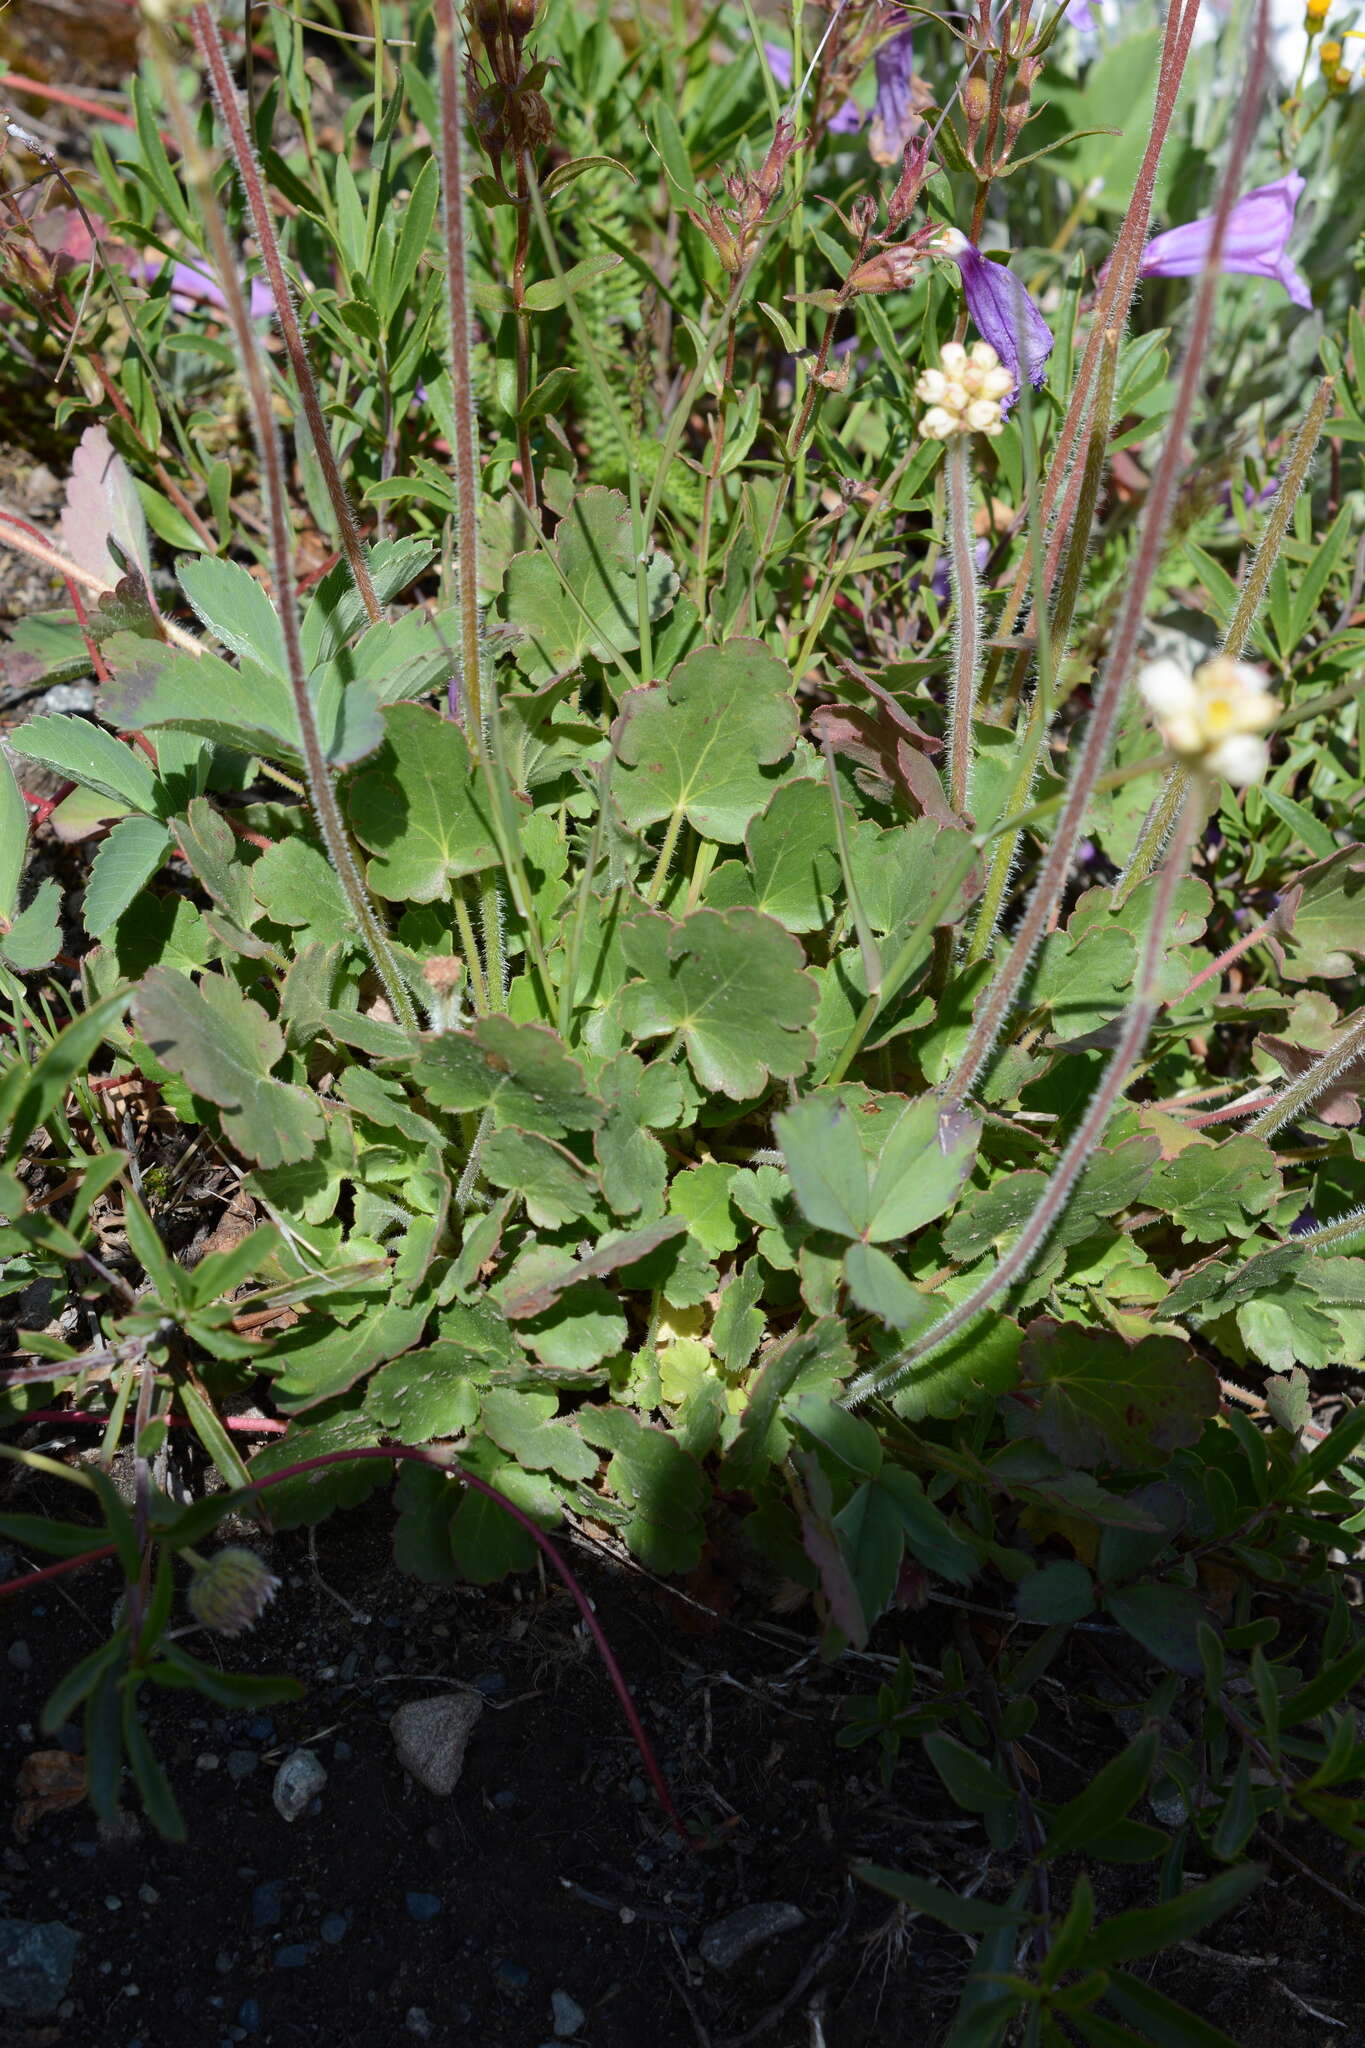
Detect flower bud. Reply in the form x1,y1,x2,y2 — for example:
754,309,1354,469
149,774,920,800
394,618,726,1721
847,242,929,296
1319,37,1343,69
886,137,932,232
1304,0,1330,28
1328,62,1354,92
187,1548,281,1636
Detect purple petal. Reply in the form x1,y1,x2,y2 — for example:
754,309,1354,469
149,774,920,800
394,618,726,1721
870,25,917,166
939,231,1054,389
152,259,275,320
762,39,863,133
1139,173,1311,309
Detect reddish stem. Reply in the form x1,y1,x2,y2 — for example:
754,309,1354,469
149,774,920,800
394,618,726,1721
0,74,139,133
1,1422,703,1850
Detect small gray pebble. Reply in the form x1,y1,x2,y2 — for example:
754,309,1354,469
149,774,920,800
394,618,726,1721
250,1881,284,1930
6,1643,31,1673
472,1671,507,1696
700,1902,806,1973
405,2010,433,2041
495,1960,531,1995
319,1914,347,1945
333,1740,352,1763
272,1749,326,1824
551,1987,586,2036
390,1695,484,1798
226,1751,258,1784
405,1892,442,1923
274,1944,315,1969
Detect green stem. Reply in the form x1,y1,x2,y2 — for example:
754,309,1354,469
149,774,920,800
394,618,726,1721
646,811,685,907
843,779,1205,1408
147,10,415,1034
945,433,981,823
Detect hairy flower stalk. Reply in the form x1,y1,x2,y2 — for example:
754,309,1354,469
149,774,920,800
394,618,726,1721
966,329,1121,966
435,0,486,749
142,5,417,1033
1115,373,1334,904
984,0,1202,673
947,0,1271,1103
944,434,982,817
843,781,1205,1409
188,3,381,627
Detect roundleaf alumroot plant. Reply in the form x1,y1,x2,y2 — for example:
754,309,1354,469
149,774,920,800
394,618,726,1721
3,0,1365,2036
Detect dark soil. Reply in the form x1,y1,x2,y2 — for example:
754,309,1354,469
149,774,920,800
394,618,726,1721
2,1486,1365,2048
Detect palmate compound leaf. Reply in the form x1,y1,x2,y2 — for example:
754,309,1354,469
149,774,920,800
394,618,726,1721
611,640,799,844
345,703,500,901
132,966,325,1169
1014,1318,1220,1469
410,1016,603,1137
776,1091,980,1243
499,485,677,683
618,906,816,1099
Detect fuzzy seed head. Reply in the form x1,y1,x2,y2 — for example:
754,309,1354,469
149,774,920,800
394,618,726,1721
1138,654,1278,785
187,1548,281,1636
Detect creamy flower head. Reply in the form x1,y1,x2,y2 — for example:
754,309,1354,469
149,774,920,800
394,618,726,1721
1138,654,1278,785
916,341,1012,440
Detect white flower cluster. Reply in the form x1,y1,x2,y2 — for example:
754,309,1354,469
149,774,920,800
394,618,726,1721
915,341,1012,440
1137,654,1278,786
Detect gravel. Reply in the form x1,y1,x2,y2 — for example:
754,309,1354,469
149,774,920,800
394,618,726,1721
0,1919,81,2016
389,1693,484,1797
271,1748,327,1823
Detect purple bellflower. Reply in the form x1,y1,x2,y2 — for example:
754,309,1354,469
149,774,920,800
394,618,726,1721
937,228,1054,390
763,43,864,134
870,19,918,165
1138,172,1311,309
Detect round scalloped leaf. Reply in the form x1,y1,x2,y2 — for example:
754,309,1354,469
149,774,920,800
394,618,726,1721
612,640,798,844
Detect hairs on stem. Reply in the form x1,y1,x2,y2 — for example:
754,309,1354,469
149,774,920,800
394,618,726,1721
843,780,1206,1408
947,0,1272,1102
189,3,381,626
1115,374,1336,905
945,433,981,824
142,8,416,1033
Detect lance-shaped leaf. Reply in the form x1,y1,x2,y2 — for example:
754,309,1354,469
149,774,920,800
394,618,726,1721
618,906,816,1098
612,640,799,844
411,1017,603,1135
133,967,325,1168
345,702,499,902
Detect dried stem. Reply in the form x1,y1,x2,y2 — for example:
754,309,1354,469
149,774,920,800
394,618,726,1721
945,434,981,823
143,9,416,1034
947,0,1271,1101
189,3,382,625
844,779,1205,1408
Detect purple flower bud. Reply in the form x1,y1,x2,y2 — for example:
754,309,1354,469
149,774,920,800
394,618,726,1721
1138,173,1311,309
763,42,864,134
870,21,918,166
937,229,1054,390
